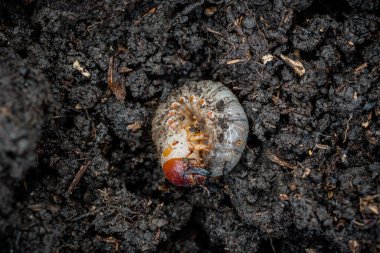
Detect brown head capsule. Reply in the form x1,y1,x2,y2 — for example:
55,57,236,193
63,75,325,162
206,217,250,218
152,81,249,186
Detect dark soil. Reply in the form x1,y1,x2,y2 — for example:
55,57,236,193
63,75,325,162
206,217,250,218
0,0,379,252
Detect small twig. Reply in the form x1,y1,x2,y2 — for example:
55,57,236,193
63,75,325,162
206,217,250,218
67,160,92,195
226,51,251,65
205,26,222,36
266,150,297,170
134,7,157,25
86,19,104,33
199,184,210,197
269,237,276,253
343,114,353,143
181,0,204,15
66,208,102,222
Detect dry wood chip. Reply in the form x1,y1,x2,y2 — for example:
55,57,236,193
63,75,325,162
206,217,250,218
227,58,246,65
262,54,274,64
315,144,330,150
73,60,91,77
354,63,367,74
127,121,142,131
67,161,92,195
227,52,251,65
280,54,305,76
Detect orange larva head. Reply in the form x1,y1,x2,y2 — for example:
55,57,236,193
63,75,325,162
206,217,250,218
162,158,209,187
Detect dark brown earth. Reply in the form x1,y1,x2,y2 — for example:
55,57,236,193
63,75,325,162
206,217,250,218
0,0,379,252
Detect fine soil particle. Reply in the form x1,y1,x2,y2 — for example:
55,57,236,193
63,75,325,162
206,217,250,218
0,0,379,252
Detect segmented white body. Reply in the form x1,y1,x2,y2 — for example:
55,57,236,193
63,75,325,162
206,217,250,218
152,81,249,177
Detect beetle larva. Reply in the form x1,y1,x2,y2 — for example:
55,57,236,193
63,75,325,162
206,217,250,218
152,80,249,186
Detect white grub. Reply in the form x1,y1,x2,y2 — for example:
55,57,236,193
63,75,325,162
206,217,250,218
152,81,249,177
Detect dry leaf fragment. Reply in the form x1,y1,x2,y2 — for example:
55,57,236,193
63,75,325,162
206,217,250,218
204,6,217,16
119,66,133,73
360,195,380,215
302,168,311,178
348,240,360,253
108,56,126,101
280,54,305,76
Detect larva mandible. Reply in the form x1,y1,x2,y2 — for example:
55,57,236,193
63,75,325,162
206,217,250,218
152,81,249,187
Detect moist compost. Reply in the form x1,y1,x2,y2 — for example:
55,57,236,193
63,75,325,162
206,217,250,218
0,0,379,252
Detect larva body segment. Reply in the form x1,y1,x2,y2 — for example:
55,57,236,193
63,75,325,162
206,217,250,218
152,81,249,186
